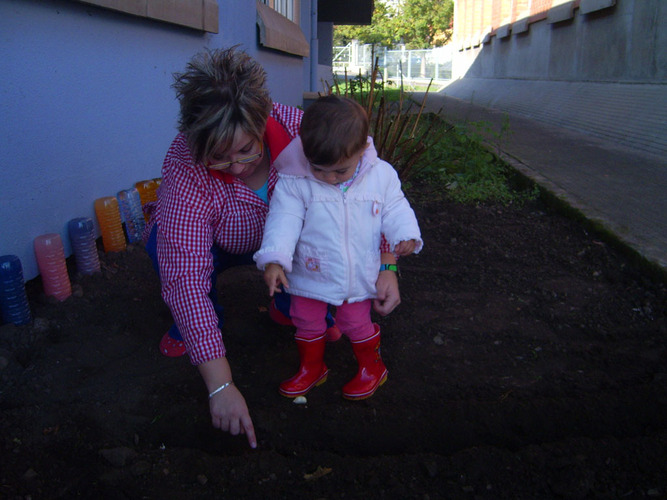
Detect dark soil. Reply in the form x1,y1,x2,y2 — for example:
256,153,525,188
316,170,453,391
1,186,666,499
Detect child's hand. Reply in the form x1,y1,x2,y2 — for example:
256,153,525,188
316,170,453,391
374,270,400,316
264,263,289,296
394,239,417,256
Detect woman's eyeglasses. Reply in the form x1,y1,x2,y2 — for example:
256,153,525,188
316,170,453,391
207,142,263,171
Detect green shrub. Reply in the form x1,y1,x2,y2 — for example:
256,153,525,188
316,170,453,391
419,121,539,205
329,61,538,206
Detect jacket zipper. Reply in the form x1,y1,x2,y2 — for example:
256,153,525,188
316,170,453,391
342,189,352,296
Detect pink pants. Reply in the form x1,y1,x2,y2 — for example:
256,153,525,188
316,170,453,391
289,296,375,341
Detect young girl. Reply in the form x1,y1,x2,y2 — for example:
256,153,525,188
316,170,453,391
254,95,423,400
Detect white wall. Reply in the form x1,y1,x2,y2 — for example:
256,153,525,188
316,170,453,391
0,0,310,280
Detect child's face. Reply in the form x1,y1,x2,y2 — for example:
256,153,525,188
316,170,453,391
310,149,364,186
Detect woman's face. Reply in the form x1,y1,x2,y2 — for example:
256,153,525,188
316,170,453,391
207,129,264,181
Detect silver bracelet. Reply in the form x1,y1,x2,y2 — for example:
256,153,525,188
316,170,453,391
208,381,233,399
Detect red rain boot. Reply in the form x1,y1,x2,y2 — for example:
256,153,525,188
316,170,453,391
342,324,388,400
279,335,329,397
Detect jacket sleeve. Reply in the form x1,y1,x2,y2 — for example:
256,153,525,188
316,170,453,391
254,177,305,272
380,163,424,254
157,143,224,365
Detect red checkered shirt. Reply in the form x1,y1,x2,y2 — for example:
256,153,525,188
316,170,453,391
150,103,302,365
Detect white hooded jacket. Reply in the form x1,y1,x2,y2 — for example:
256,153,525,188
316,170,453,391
254,136,423,305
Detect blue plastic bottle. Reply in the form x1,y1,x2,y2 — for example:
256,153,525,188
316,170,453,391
0,255,32,325
68,217,101,275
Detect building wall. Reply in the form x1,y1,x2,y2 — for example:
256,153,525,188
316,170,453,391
0,0,312,280
445,0,666,157
453,0,665,82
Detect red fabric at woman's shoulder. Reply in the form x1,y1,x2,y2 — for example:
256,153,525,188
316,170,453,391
264,116,293,160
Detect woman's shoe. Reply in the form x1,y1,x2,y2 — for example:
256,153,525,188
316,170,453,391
159,332,186,357
269,298,294,326
324,325,342,342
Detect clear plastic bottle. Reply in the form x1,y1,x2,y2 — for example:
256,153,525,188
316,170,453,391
33,233,72,301
94,196,127,253
117,188,145,244
0,255,32,325
68,217,101,275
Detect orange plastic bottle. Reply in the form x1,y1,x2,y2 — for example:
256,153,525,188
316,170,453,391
94,196,127,253
135,179,158,204
135,179,158,222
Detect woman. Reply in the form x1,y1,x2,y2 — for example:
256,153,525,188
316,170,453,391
145,47,401,449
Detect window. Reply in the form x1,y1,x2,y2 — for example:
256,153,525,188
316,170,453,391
261,0,299,24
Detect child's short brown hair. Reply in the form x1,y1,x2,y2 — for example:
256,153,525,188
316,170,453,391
300,95,369,166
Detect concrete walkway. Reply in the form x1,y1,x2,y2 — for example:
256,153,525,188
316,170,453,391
413,91,667,276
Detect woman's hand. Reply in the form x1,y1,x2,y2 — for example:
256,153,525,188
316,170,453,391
209,383,257,448
394,239,417,256
264,263,289,296
198,357,257,448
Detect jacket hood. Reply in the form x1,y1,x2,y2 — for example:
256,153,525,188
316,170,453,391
274,136,379,179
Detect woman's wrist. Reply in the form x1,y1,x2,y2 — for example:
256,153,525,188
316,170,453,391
208,381,234,399
198,357,234,395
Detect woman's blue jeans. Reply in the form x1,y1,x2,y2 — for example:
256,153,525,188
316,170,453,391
145,224,298,341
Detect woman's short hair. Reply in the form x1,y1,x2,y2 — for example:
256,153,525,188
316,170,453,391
172,47,272,163
300,95,369,166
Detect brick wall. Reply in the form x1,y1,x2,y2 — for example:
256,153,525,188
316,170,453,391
454,0,560,45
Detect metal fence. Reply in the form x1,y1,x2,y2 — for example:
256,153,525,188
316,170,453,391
333,42,452,88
